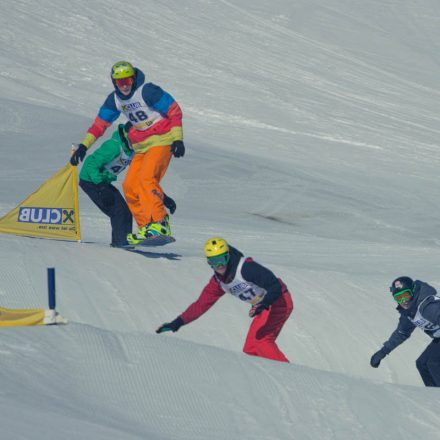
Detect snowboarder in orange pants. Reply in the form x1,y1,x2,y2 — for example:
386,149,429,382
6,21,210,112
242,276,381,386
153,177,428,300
71,61,185,245
123,145,172,234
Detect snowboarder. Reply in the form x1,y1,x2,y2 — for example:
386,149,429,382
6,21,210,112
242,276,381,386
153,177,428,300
70,61,184,245
156,237,293,363
370,276,440,386
77,123,176,248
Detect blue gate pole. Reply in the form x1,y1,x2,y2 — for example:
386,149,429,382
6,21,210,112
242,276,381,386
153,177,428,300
47,267,56,310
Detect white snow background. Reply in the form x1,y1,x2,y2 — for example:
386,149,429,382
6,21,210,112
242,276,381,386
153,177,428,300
1,0,440,439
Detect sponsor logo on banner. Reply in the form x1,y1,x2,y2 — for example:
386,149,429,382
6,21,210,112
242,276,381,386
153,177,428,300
18,208,75,224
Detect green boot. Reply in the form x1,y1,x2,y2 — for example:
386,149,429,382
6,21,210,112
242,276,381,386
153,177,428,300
127,225,149,245
146,215,171,237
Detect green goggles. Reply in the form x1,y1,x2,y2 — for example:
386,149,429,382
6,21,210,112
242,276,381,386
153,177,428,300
207,252,230,268
392,289,412,305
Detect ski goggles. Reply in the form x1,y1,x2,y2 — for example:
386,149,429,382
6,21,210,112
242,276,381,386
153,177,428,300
392,289,412,305
207,252,230,268
115,76,134,88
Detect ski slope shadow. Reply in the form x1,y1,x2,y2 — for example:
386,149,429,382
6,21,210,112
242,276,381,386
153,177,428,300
126,249,181,260
79,240,182,260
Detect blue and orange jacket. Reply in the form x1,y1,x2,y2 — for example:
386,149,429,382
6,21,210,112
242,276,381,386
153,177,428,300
81,68,183,154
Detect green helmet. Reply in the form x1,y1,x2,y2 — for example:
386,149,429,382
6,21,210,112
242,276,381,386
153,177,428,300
111,61,135,79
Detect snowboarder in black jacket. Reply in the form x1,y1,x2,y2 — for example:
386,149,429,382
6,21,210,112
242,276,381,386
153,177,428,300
370,276,440,386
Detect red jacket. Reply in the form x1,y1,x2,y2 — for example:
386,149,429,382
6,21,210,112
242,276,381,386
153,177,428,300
179,246,288,324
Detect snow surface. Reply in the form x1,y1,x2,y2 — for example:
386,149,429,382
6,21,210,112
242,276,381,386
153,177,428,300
1,0,440,438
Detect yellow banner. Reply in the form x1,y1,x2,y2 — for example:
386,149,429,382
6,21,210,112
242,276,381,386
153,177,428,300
0,164,81,241
0,306,45,326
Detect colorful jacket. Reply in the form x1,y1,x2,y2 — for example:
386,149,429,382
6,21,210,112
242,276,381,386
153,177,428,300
81,68,183,154
179,246,288,325
79,128,133,185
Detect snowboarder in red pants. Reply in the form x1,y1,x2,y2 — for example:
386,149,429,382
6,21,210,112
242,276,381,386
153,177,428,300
156,237,293,362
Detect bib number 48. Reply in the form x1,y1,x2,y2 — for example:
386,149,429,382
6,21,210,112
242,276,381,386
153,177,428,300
129,111,148,123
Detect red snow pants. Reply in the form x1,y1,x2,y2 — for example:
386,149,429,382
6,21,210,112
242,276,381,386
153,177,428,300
243,289,293,363
122,146,172,227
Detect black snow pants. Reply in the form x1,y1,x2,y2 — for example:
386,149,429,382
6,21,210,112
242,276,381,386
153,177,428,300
79,179,132,247
415,338,440,387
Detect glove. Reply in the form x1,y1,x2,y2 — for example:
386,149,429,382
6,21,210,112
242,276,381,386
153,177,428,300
156,317,184,334
163,194,177,214
249,302,270,318
370,349,387,368
171,140,185,158
70,144,87,166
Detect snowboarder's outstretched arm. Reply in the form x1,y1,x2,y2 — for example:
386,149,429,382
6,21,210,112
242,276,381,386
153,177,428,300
156,277,224,334
370,314,415,367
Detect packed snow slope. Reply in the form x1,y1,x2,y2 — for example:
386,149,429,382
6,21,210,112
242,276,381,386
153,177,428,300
1,0,440,439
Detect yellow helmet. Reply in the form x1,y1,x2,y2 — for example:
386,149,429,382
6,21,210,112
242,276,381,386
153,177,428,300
111,61,135,79
204,237,230,267
204,237,229,257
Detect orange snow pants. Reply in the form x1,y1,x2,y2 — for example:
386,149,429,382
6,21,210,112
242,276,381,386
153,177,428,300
122,146,172,227
243,290,293,363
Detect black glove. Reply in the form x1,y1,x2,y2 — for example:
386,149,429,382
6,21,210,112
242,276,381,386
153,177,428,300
249,302,270,318
370,349,387,368
156,317,184,334
163,194,177,214
171,140,185,158
70,144,87,166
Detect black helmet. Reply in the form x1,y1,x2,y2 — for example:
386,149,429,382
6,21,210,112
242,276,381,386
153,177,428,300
389,276,414,295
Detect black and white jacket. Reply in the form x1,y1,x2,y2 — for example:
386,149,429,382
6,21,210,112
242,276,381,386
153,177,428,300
382,280,440,355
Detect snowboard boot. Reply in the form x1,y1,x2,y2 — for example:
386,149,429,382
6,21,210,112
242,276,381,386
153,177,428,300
127,225,149,245
127,216,171,244
146,215,171,237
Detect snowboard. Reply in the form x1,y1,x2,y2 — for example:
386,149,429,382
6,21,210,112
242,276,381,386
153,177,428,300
127,235,176,248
